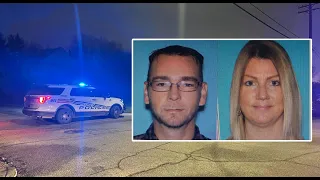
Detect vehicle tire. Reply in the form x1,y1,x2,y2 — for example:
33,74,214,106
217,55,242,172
55,107,74,124
110,105,121,119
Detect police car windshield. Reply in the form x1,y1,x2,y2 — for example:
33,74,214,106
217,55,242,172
27,86,64,96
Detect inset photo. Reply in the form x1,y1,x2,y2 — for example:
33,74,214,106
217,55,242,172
216,39,312,141
131,38,312,142
132,39,218,141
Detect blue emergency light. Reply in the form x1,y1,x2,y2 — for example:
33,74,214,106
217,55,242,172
79,82,87,87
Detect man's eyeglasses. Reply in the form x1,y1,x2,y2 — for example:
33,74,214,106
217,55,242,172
147,80,202,92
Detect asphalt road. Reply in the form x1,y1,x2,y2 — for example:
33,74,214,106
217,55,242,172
0,107,320,177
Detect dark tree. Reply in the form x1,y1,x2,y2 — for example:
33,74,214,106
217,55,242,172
0,32,6,51
6,33,25,54
24,41,44,57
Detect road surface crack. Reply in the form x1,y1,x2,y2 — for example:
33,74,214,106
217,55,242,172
126,156,190,177
89,142,170,176
125,146,210,177
89,166,119,176
285,160,320,169
283,150,320,161
117,143,171,170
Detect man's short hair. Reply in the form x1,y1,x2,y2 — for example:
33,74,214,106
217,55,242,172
147,45,204,82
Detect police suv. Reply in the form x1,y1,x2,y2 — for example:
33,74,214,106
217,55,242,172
22,83,126,124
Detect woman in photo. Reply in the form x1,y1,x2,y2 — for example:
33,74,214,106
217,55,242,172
228,40,303,140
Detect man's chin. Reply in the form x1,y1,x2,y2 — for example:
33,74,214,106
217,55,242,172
150,108,195,129
156,117,190,129
159,122,186,129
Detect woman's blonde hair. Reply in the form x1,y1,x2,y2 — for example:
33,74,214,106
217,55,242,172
229,40,302,140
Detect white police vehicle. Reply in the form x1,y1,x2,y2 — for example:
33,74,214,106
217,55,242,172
22,83,126,124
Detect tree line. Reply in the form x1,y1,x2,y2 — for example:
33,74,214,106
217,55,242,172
0,32,131,107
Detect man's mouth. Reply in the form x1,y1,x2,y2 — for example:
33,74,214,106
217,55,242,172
165,109,184,112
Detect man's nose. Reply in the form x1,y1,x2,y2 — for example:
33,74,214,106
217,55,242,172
168,84,181,101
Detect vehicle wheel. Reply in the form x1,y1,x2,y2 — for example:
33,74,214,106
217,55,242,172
110,105,121,119
55,107,74,124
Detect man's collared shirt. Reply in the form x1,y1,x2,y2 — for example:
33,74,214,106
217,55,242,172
133,123,211,140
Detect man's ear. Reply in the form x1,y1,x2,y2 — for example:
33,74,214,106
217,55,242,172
199,82,208,106
144,82,150,104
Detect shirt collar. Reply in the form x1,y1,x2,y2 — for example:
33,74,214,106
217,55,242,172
143,123,210,140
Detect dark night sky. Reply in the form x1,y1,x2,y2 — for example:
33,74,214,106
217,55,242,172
0,3,179,51
0,3,317,49
0,3,319,77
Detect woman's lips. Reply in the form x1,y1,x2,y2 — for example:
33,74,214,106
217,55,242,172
253,105,272,110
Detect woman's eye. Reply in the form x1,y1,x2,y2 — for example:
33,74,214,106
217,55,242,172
244,81,254,86
271,80,280,86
